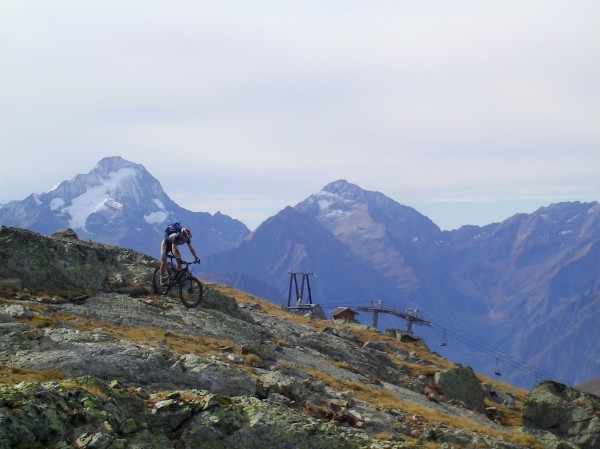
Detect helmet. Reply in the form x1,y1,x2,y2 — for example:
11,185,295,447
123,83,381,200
181,228,192,239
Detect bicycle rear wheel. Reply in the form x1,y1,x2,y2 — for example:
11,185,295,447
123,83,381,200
179,276,203,308
152,265,173,295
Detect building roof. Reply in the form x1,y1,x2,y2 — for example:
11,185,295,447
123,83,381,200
330,307,358,316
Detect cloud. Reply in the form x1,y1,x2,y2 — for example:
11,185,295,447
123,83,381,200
1,1,599,231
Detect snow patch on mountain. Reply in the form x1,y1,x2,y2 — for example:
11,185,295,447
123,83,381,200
63,167,136,231
50,198,65,211
324,209,351,221
104,198,124,209
318,199,333,210
47,181,63,194
144,198,169,225
315,189,356,219
144,211,168,225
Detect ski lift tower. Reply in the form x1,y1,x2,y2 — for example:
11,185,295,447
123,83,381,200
357,301,431,334
285,272,326,319
287,272,315,307
358,299,384,327
403,307,430,334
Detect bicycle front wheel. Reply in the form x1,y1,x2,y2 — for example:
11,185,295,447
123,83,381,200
179,276,204,308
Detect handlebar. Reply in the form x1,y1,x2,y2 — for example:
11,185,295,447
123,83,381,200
167,255,200,265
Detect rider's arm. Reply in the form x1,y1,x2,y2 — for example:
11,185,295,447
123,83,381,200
172,243,182,261
187,242,199,260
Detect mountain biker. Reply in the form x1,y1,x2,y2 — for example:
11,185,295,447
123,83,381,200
160,227,200,284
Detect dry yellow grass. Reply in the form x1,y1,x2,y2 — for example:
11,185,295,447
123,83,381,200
373,432,396,441
268,335,290,347
212,285,339,330
0,364,65,384
332,360,362,374
0,365,108,398
398,362,440,378
58,379,108,398
9,302,240,360
477,372,528,400
484,398,524,427
31,288,93,299
244,353,265,368
0,286,15,298
299,364,540,448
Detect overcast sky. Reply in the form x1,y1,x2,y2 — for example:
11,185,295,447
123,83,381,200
1,1,599,231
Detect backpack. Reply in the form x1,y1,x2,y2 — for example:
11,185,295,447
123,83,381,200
164,221,182,239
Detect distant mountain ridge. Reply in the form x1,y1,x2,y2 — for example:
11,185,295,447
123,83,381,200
0,156,249,257
577,377,600,397
204,180,600,389
1,158,598,390
203,205,398,305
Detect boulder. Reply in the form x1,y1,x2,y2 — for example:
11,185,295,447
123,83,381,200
363,341,387,352
0,277,23,291
434,366,486,414
523,381,600,449
321,325,360,343
51,228,79,240
3,304,32,318
482,383,517,409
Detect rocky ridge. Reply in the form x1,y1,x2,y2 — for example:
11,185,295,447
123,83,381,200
0,226,597,449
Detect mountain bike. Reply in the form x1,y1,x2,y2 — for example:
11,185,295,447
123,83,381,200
152,255,204,308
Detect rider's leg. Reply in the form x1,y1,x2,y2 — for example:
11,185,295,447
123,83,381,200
172,243,182,270
160,240,168,282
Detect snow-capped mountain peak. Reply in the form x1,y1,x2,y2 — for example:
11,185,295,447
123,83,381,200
40,157,166,233
297,180,367,227
0,156,250,256
297,179,439,239
59,166,134,231
93,155,143,175
321,179,368,200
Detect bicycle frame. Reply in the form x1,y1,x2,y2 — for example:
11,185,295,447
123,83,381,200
152,255,203,307
165,256,191,287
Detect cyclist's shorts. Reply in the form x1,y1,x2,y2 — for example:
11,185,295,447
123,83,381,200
160,240,171,257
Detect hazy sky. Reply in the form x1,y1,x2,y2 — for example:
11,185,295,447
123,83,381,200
1,1,599,231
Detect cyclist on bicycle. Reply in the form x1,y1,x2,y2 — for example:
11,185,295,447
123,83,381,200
160,227,200,285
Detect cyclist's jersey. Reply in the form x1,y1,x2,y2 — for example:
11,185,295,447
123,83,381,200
165,232,189,249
